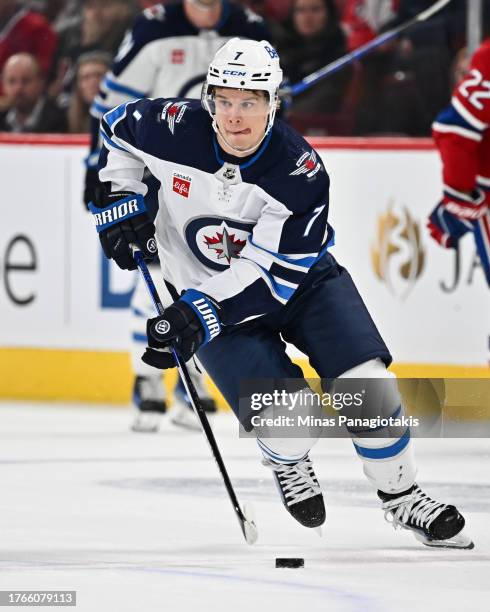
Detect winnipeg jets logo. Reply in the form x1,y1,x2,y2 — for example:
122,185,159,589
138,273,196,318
290,150,321,178
161,101,187,134
204,227,246,264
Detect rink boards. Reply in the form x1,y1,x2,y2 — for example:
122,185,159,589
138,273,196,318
0,135,488,402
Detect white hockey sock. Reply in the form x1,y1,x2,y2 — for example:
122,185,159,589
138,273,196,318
254,387,320,464
340,359,417,494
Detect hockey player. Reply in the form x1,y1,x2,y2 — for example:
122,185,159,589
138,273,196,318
85,0,269,431
90,39,473,548
428,37,490,286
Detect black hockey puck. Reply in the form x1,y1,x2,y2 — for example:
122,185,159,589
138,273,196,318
275,558,304,568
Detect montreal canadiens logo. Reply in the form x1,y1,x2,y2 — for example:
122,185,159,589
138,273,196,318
154,320,171,336
185,217,255,271
147,238,157,253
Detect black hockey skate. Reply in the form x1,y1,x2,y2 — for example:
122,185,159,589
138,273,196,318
131,375,167,433
378,484,474,549
263,455,325,528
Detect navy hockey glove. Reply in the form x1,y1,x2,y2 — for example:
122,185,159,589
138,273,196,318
83,167,102,210
89,191,157,270
142,290,222,370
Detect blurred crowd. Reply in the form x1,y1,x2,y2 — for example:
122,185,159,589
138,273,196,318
0,0,482,136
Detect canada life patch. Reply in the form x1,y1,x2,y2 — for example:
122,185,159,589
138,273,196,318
171,49,185,64
173,172,191,198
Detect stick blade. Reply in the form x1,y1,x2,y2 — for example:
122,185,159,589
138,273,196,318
241,502,259,545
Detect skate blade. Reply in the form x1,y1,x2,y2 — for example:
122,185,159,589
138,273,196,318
414,529,474,550
314,526,323,537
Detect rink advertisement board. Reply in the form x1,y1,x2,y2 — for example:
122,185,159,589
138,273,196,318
0,135,488,401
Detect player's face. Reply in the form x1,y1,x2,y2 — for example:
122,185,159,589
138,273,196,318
214,88,269,156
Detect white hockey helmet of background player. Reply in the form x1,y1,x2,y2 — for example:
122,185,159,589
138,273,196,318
202,38,283,138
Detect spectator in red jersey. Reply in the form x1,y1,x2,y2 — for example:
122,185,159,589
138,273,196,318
0,0,58,95
67,51,111,133
341,0,397,51
0,52,66,132
27,1,82,32
274,0,352,131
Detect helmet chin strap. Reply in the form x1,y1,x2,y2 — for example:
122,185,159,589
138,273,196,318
213,118,269,157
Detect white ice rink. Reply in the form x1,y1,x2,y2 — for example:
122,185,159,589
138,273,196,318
0,402,488,612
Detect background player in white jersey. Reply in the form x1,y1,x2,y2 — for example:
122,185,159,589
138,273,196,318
89,39,473,548
85,0,268,432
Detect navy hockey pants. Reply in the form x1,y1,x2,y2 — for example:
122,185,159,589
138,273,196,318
196,253,392,430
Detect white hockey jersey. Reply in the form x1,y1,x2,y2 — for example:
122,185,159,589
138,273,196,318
88,0,267,167
98,99,334,326
85,0,269,170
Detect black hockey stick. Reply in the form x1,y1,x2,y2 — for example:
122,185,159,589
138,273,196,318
130,245,258,545
286,0,453,96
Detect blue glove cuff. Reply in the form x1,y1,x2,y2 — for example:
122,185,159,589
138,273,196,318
180,289,221,345
88,193,146,233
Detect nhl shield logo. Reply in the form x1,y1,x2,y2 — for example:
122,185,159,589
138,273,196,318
215,163,241,185
223,166,237,181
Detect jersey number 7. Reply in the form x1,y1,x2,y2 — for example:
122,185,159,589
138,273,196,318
303,205,326,238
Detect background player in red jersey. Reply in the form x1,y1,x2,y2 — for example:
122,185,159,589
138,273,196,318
429,37,490,285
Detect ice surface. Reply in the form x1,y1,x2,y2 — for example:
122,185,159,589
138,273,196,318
0,402,488,612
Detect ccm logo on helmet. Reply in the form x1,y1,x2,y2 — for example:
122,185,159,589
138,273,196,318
223,70,247,76
93,199,140,227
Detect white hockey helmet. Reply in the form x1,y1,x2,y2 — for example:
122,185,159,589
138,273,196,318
202,37,283,136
